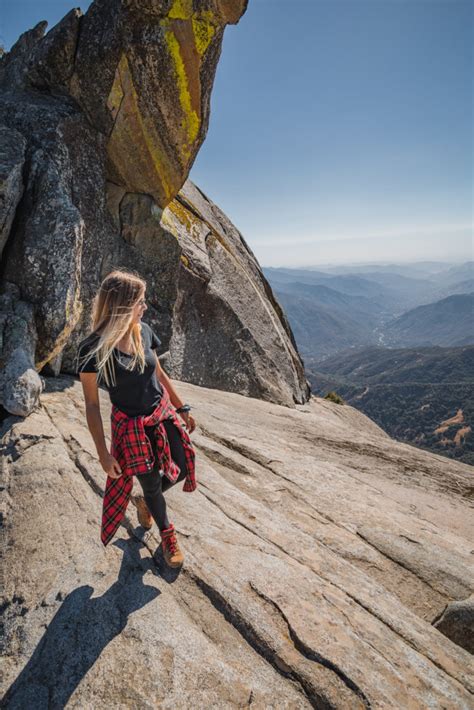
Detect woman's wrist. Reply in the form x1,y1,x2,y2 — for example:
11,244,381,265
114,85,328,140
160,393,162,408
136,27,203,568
98,445,110,461
175,403,191,413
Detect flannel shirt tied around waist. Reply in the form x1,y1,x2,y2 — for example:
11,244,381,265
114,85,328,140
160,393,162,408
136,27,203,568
101,385,196,546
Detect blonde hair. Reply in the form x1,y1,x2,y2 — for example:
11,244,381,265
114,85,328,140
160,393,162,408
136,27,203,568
77,269,147,387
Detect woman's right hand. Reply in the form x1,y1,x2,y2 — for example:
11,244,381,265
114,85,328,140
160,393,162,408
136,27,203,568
99,452,122,479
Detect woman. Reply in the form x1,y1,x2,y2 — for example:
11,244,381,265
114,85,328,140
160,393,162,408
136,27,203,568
76,269,197,568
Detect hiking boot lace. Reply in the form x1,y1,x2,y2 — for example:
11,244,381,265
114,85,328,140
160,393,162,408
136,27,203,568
164,533,178,555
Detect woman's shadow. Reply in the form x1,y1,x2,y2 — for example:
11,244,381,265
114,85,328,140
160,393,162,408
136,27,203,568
2,537,161,709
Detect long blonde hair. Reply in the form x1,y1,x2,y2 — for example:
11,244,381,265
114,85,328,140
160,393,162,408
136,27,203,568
77,269,147,387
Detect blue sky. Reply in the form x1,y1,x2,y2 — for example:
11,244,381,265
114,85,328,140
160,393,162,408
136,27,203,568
1,0,472,266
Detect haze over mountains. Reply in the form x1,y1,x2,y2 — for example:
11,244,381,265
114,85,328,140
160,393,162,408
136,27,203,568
264,261,474,361
265,261,474,463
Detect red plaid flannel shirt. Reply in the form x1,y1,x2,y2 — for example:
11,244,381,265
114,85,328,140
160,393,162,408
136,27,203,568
101,386,196,546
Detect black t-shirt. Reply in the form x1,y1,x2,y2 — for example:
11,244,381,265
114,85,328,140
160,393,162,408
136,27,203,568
76,321,164,417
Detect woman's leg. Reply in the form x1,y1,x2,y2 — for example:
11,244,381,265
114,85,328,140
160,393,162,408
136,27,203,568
135,424,171,531
134,420,188,530
135,466,170,531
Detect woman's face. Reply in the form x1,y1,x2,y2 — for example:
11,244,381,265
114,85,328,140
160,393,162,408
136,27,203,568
132,291,147,323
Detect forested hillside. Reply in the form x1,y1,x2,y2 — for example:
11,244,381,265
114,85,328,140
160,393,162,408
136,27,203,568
311,345,474,465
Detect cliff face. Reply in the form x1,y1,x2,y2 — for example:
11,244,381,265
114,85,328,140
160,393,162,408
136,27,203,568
0,0,310,416
1,381,472,707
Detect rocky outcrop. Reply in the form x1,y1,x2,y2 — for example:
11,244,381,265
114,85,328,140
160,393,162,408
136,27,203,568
0,0,309,415
160,181,308,404
0,1,247,205
1,380,472,707
434,596,474,654
0,126,26,260
0,283,44,416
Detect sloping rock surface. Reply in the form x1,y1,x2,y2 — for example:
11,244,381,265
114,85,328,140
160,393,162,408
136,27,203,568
1,379,472,708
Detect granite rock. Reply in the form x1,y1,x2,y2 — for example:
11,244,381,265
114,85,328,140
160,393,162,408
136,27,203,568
0,125,26,261
0,0,309,416
1,378,472,708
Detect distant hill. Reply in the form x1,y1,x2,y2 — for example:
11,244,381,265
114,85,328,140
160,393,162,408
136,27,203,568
348,270,439,302
308,261,456,278
426,262,474,300
314,344,474,384
385,293,474,347
265,267,422,310
438,277,474,297
274,287,376,360
431,261,473,289
266,265,474,360
310,345,474,465
264,267,331,284
265,263,473,321
266,267,420,360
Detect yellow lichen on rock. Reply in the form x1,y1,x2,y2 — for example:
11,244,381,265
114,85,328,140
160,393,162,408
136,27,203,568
106,54,175,204
168,0,193,20
163,27,200,159
168,201,193,232
192,15,216,55
168,0,216,55
160,208,175,231
161,6,217,161
163,199,205,245
106,61,124,121
102,2,226,206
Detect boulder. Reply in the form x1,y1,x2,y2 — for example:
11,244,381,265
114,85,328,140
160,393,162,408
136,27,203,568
434,596,474,654
0,284,44,416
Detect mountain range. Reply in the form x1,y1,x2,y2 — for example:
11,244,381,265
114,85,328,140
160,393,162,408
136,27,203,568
265,262,474,464
265,262,474,360
385,293,474,347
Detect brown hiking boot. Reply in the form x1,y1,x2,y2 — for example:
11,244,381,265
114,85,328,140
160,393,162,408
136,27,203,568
159,523,184,567
132,495,153,530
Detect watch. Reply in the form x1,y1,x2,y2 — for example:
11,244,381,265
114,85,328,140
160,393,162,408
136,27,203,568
176,404,191,413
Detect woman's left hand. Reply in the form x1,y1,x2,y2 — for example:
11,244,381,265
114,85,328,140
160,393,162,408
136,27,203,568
180,411,196,433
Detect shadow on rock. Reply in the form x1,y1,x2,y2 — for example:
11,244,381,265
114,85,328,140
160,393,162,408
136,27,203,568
2,537,160,709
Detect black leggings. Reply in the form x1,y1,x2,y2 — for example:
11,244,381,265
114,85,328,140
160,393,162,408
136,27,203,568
135,420,187,531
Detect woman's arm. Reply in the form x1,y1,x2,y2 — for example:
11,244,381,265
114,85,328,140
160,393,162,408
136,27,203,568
79,373,108,457
79,373,122,477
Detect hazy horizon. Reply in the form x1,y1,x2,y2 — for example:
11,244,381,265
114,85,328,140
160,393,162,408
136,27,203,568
262,258,472,270
257,228,472,268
